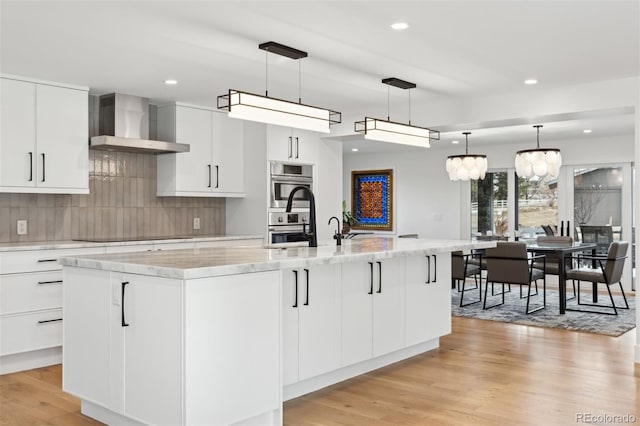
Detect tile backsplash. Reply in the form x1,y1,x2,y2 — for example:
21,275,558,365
0,150,225,243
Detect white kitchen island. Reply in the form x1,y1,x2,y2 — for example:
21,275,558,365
59,237,494,426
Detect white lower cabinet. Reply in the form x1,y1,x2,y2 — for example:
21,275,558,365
63,267,281,426
282,264,340,385
341,257,405,367
405,254,452,346
63,268,182,425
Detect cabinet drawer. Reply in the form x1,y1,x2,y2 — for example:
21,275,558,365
0,247,105,274
0,308,63,356
0,271,63,315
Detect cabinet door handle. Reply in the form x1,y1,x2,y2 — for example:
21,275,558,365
207,165,212,188
121,281,130,327
215,165,219,188
432,255,437,282
303,268,310,306
37,259,58,263
41,153,45,182
368,262,374,294
426,255,431,284
28,152,33,181
288,136,293,159
37,280,63,285
38,318,62,324
376,261,382,293
292,270,298,308
295,137,299,159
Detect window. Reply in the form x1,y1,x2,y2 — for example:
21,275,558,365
516,174,558,242
471,172,508,236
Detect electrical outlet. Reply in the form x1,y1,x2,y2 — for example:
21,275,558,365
17,220,27,235
193,217,201,230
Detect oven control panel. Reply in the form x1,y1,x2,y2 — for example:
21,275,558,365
269,212,309,226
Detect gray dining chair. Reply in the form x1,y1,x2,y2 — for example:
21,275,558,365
484,242,546,314
565,241,629,315
452,251,482,307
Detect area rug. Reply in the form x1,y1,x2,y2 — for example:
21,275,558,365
451,286,636,337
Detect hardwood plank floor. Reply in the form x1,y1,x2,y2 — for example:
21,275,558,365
1,317,638,425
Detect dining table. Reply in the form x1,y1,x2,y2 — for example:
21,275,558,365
525,242,598,314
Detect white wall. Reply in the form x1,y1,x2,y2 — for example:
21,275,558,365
343,148,463,240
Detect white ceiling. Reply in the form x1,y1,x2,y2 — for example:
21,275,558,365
1,1,638,154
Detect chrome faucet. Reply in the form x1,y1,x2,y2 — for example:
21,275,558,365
328,216,343,246
286,186,317,248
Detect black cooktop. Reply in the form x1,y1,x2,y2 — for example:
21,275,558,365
72,236,194,243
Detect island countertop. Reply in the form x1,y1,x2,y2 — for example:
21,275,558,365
59,237,496,280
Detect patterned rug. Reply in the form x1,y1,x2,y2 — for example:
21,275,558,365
451,285,636,337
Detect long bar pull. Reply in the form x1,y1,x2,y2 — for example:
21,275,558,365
121,281,130,327
288,136,293,158
28,152,33,181
292,270,298,308
368,262,374,294
215,165,219,188
426,255,431,284
432,255,437,282
37,280,63,285
38,318,62,324
207,165,212,188
37,259,58,263
41,153,45,182
295,137,299,159
303,269,309,306
376,261,382,293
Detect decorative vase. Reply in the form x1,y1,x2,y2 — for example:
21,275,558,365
342,222,351,234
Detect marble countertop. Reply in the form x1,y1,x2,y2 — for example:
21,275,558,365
0,235,263,252
59,237,497,280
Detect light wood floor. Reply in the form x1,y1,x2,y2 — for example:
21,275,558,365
1,317,638,426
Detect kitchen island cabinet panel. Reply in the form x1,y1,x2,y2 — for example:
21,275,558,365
283,264,340,385
405,254,452,346
340,261,374,366
185,272,280,425
372,257,405,357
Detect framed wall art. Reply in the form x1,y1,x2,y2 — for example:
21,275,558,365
351,169,393,231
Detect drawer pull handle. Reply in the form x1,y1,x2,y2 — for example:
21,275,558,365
37,259,58,263
122,281,130,327
37,280,63,285
38,318,62,324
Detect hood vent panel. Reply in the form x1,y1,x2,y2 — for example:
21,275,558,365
89,93,189,154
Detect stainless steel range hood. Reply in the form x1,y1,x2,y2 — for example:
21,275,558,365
90,93,189,154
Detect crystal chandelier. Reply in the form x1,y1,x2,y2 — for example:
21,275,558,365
515,125,562,179
445,132,488,181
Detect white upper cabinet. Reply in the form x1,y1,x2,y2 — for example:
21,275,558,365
157,104,245,197
0,76,89,193
267,125,318,164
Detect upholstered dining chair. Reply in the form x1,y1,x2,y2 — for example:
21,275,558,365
484,242,546,314
565,241,629,315
451,251,482,307
533,236,576,299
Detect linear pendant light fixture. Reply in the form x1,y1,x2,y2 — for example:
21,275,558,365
446,132,488,181
217,41,341,133
515,125,562,179
354,77,439,147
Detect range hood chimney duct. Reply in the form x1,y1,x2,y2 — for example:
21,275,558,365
90,93,189,154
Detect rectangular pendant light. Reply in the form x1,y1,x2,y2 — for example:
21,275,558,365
217,41,341,133
218,90,341,133
354,117,439,148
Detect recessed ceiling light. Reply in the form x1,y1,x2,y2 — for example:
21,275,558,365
583,129,592,134
351,148,359,152
524,79,538,85
390,22,409,30
451,140,459,144
164,79,178,85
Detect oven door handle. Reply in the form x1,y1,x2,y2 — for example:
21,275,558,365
271,175,313,183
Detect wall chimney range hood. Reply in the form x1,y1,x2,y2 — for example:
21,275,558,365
90,93,189,154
